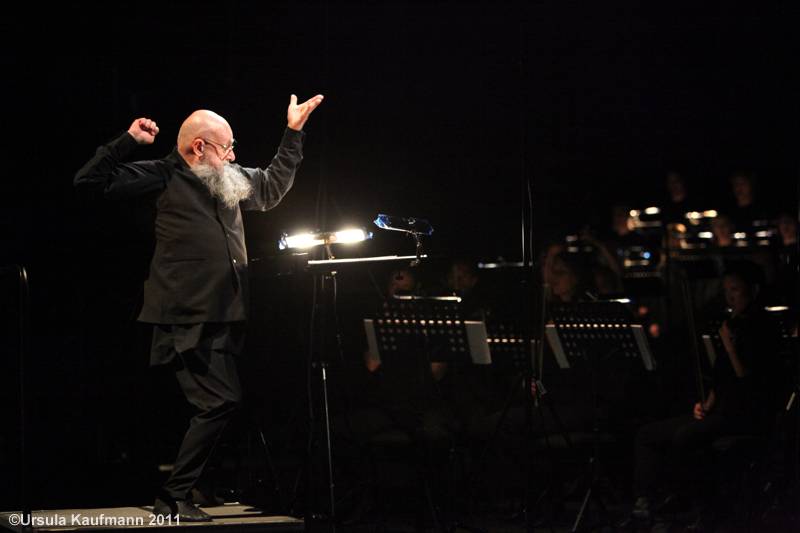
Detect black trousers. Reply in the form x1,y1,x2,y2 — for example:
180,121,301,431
633,413,746,497
153,323,245,501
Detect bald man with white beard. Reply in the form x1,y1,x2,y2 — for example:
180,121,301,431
75,94,323,521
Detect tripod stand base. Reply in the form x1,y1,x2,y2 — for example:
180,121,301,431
570,484,610,533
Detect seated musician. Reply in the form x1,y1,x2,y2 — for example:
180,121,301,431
628,262,781,521
335,267,456,519
354,268,450,440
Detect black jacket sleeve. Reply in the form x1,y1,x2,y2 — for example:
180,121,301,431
238,128,305,212
74,133,167,199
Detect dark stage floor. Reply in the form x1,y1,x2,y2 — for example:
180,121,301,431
2,496,799,533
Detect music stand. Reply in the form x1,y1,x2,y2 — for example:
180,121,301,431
484,319,531,371
366,295,470,364
546,303,656,372
287,253,430,528
364,296,496,532
545,301,656,532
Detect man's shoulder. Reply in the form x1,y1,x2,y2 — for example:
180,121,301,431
122,153,182,176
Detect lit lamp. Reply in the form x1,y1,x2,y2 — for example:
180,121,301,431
279,228,372,259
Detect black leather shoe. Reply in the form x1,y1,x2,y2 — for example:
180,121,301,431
153,497,212,522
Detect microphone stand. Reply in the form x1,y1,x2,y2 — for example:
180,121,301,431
520,138,540,533
410,232,425,267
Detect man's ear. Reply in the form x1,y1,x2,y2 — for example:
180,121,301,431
192,139,205,156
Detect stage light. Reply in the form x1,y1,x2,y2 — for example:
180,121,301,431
331,228,372,244
644,207,660,215
280,232,324,250
279,228,373,252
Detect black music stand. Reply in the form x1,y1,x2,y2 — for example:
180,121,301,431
545,301,656,532
455,315,578,530
364,295,490,532
296,260,346,531
297,254,424,529
366,295,470,366
484,320,530,371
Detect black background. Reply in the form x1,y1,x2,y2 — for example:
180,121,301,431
1,1,796,509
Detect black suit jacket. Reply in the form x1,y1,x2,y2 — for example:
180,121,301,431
74,128,304,324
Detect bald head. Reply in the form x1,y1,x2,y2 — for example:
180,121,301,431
177,109,236,172
177,109,232,154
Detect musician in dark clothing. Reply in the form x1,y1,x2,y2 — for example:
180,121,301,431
724,171,772,230
341,268,454,455
629,264,781,521
74,95,323,521
334,268,457,523
661,171,699,225
772,212,798,308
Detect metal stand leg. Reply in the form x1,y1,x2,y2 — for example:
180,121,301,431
320,361,337,531
250,416,283,512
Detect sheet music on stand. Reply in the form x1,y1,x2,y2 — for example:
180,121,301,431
364,295,476,365
545,301,656,372
365,311,537,370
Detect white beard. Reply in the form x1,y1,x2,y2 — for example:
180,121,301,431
193,163,253,209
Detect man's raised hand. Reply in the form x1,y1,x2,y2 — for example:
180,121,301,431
128,118,160,145
287,94,324,131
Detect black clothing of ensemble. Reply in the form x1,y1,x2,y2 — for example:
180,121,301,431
633,304,781,496
723,201,771,231
74,127,305,501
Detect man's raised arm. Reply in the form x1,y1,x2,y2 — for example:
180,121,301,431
74,118,167,199
240,94,324,212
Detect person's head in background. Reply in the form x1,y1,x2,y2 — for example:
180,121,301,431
542,241,566,285
611,205,633,237
446,258,479,297
730,171,756,208
386,268,418,298
666,171,688,203
549,251,590,303
711,215,735,248
722,263,763,317
777,212,798,247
